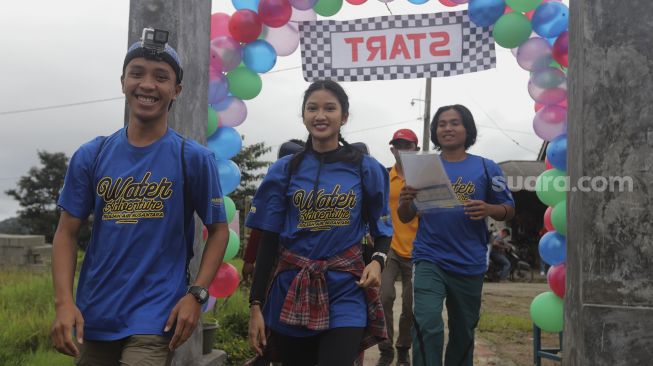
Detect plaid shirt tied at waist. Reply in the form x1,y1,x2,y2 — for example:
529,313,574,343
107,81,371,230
275,244,388,351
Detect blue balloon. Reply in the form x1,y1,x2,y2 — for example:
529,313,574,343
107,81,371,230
532,2,569,39
208,75,229,105
208,126,242,160
243,40,277,73
407,0,429,4
469,0,506,27
546,133,567,172
539,231,566,266
232,0,260,12
216,159,241,195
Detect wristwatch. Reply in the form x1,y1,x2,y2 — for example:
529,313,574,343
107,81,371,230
187,286,209,304
371,251,387,271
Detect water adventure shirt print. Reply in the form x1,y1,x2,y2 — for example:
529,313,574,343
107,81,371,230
299,11,496,82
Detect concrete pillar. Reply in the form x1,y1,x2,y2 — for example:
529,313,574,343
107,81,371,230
127,1,211,365
565,1,653,364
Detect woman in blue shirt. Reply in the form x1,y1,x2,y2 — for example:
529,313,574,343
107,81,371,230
246,80,393,365
398,104,515,366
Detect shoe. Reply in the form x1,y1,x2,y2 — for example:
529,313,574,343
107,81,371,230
376,349,394,366
396,347,410,366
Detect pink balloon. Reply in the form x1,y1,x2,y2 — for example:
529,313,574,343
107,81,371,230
202,226,208,241
547,263,566,298
290,6,317,22
552,31,568,68
263,22,300,56
439,0,458,6
290,0,318,10
209,263,240,298
346,0,368,4
451,0,469,3
210,13,231,39
211,96,248,128
533,105,567,141
209,36,242,74
516,37,553,72
528,80,567,106
544,206,554,231
229,9,262,43
259,0,292,28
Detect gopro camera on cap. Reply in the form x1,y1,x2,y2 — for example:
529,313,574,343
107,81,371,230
141,27,168,53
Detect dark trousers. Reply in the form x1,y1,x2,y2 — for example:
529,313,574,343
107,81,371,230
379,248,414,352
412,261,484,366
272,327,364,366
490,251,511,280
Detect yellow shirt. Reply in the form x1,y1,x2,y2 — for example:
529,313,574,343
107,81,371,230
389,165,418,258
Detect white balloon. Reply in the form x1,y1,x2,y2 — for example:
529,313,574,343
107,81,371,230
263,23,300,56
290,6,317,22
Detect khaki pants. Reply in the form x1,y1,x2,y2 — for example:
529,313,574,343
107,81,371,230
379,248,414,352
76,335,172,366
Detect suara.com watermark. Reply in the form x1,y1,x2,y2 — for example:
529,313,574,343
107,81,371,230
493,175,634,193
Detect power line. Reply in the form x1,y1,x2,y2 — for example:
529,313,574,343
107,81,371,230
0,97,124,116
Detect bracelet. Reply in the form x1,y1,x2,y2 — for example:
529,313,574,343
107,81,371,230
499,204,508,221
249,300,262,308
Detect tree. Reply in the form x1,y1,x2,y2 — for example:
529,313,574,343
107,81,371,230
5,151,91,244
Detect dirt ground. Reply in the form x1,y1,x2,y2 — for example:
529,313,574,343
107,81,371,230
364,278,563,366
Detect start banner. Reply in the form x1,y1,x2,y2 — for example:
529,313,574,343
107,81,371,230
299,11,496,82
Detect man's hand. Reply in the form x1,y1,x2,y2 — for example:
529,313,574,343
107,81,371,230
357,261,382,288
248,305,266,356
51,301,84,357
463,199,490,220
164,294,201,350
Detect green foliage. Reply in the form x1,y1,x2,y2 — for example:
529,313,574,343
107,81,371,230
0,270,59,366
4,150,93,245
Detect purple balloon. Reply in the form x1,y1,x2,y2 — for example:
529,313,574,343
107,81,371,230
290,6,316,22
202,296,217,313
208,74,229,105
516,37,553,72
533,105,567,141
289,0,317,10
531,67,566,89
263,22,300,56
528,80,567,105
210,36,242,74
211,96,248,128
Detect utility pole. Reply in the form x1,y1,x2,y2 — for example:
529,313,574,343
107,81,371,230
422,78,432,151
127,1,212,365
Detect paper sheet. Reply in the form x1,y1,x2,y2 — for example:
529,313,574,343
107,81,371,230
399,151,461,211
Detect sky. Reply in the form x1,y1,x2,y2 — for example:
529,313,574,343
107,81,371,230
0,0,544,221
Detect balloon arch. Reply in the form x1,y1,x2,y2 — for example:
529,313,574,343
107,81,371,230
204,0,569,332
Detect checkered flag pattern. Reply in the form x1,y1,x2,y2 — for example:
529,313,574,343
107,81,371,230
299,11,496,82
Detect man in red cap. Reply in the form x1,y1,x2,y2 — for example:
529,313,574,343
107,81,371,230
377,129,420,366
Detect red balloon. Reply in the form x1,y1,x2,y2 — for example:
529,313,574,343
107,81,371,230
346,0,367,4
259,0,292,28
552,31,568,68
208,263,240,298
228,9,262,43
543,206,554,231
210,13,231,40
439,0,458,7
535,102,544,112
544,156,553,170
547,263,566,298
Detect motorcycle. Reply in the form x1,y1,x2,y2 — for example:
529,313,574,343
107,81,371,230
486,241,533,282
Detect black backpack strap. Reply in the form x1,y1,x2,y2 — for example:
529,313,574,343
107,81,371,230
180,138,194,283
481,158,494,244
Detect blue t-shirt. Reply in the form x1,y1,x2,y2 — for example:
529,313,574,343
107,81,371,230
246,150,393,337
58,127,226,341
412,154,514,275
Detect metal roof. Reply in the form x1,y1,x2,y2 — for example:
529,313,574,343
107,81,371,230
498,160,547,192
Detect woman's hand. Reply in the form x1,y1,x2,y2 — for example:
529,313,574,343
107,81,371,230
357,261,382,288
248,305,266,356
463,199,490,220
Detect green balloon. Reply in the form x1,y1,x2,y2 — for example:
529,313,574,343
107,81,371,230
492,12,532,49
536,169,567,207
506,0,542,12
224,196,236,223
530,291,564,333
223,229,240,261
226,66,262,100
314,0,343,17
208,107,218,138
551,200,566,236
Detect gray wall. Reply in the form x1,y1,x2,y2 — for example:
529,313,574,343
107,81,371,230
565,0,653,364
127,1,211,365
